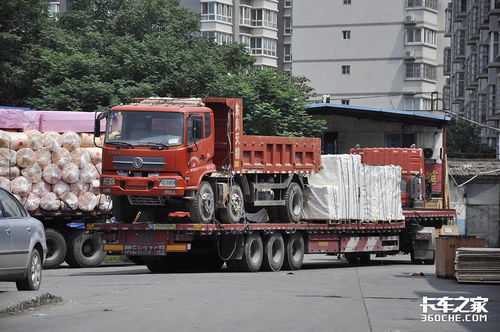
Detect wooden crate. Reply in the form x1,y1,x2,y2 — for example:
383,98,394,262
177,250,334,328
435,237,485,278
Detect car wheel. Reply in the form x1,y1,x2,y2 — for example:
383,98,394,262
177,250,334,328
16,249,42,291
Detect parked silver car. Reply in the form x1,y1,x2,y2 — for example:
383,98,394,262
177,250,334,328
0,188,47,291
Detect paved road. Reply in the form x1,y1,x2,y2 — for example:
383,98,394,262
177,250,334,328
1,254,498,332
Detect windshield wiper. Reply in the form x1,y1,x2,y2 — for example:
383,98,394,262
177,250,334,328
139,142,170,150
107,141,134,148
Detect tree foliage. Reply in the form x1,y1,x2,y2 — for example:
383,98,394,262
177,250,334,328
446,119,496,158
0,0,324,137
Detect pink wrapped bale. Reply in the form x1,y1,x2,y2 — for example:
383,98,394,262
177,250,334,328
34,148,51,168
0,166,20,178
21,163,42,183
85,147,102,165
0,109,25,129
16,148,35,168
40,192,60,211
53,180,70,198
60,192,79,210
71,148,91,168
0,148,16,166
26,130,43,150
25,193,40,212
41,131,63,151
32,180,51,196
78,192,98,211
62,131,81,151
0,177,11,192
22,112,40,131
11,176,32,196
42,163,62,184
0,131,29,150
62,163,80,184
80,165,99,183
38,111,105,133
52,148,71,168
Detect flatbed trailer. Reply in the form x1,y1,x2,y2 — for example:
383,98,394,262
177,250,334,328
88,208,455,272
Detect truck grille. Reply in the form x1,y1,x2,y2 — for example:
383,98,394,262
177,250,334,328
128,196,165,206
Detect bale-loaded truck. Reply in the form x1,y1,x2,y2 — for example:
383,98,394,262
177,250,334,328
90,98,455,272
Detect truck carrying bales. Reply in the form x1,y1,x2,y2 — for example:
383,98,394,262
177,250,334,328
88,98,456,273
0,108,110,268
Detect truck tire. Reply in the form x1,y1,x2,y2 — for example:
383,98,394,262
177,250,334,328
44,228,67,269
16,248,42,291
112,196,138,223
262,233,285,272
279,182,303,223
190,181,215,224
220,184,244,224
238,233,264,272
65,231,106,268
283,232,305,271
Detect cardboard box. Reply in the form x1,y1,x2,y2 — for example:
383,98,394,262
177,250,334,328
435,237,485,278
440,225,459,236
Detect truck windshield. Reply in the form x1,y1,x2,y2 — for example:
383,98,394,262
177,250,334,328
106,111,184,146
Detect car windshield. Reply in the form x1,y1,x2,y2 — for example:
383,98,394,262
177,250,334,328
105,111,184,146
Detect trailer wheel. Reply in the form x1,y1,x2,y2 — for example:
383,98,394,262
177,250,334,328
44,228,67,269
190,181,215,224
237,233,263,272
283,232,305,271
65,231,106,268
262,233,285,272
220,184,245,224
279,182,303,223
112,196,138,223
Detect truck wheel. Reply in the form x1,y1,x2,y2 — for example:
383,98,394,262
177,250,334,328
16,249,42,291
112,196,138,223
238,233,264,272
65,231,106,268
126,255,145,265
44,228,67,269
279,182,303,223
190,181,215,224
262,233,285,272
283,232,305,271
220,184,245,224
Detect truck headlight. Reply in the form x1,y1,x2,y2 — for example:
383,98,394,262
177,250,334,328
159,179,176,187
102,177,115,185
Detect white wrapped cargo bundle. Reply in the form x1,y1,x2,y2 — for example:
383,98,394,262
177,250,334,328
61,131,81,151
42,163,62,184
51,148,71,168
32,180,51,196
53,180,70,198
25,193,40,212
60,192,79,210
11,176,32,196
0,131,29,150
71,148,91,168
0,148,16,166
302,185,340,220
16,148,35,168
0,177,10,191
40,192,60,211
85,147,102,164
78,192,98,211
97,194,112,213
69,180,90,196
41,131,63,151
0,166,20,178
21,163,42,183
34,148,51,168
80,165,99,183
26,130,43,150
62,163,80,184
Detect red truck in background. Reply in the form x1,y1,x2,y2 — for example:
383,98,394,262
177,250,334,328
90,98,456,273
95,98,320,225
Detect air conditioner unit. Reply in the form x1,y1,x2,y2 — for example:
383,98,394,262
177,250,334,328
404,50,416,59
405,15,417,24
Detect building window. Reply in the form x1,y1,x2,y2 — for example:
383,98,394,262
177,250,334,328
405,27,436,45
341,99,350,105
240,35,251,51
250,37,277,57
342,30,351,40
240,6,251,26
386,133,416,148
251,9,277,29
404,97,421,110
443,47,451,75
284,0,292,8
48,2,60,15
491,32,499,63
406,0,438,10
455,29,465,56
341,65,351,74
284,17,292,35
405,63,436,80
202,31,233,44
343,0,352,4
201,2,232,23
284,44,292,62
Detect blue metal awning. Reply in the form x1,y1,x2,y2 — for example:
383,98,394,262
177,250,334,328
307,103,451,127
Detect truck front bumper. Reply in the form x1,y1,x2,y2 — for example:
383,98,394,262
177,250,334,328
100,175,186,196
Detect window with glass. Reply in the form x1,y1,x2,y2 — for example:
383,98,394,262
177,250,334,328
251,9,277,28
341,65,351,74
344,0,352,4
284,17,292,34
105,111,185,147
240,35,251,51
443,48,451,74
201,2,232,23
406,0,438,10
188,114,203,144
0,190,26,217
341,99,350,105
284,0,292,8
240,6,251,25
342,30,351,40
405,63,436,80
250,37,277,56
406,27,436,45
202,31,232,44
284,44,292,62
386,133,416,148
404,98,421,110
48,2,60,15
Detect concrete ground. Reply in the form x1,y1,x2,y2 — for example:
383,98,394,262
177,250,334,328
0,254,498,332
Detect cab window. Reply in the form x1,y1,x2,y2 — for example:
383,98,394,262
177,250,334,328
188,114,203,144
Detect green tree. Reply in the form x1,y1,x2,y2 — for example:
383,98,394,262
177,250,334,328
446,119,496,158
207,68,325,137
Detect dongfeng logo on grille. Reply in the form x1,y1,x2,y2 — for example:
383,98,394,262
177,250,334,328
132,157,144,169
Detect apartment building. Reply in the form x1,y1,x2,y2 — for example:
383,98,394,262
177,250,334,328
444,0,500,155
291,0,449,112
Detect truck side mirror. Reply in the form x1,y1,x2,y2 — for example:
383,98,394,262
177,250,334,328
94,111,107,138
